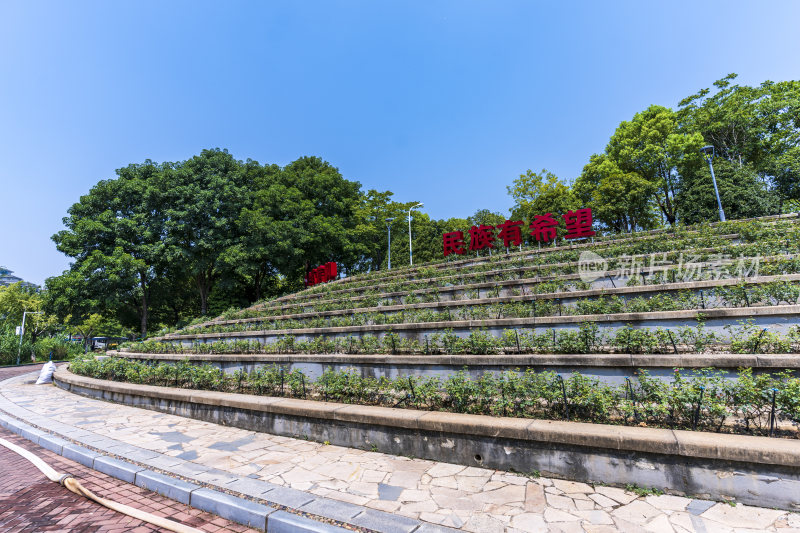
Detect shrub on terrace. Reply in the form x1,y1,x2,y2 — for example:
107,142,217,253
69,356,800,437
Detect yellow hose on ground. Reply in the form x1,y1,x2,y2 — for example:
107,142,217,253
0,437,206,533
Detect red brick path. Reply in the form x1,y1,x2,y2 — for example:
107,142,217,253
0,364,260,533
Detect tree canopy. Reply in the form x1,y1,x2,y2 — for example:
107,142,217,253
42,74,798,339
553,74,796,230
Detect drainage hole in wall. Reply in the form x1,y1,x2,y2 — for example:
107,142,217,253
474,454,483,463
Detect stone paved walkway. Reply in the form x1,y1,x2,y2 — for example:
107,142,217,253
0,365,258,533
2,368,800,533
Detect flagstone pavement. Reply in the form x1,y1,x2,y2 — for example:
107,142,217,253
2,368,799,533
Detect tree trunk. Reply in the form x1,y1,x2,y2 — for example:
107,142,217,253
197,268,214,315
139,272,149,338
199,288,208,315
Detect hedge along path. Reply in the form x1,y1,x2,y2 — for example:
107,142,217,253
156,304,800,344
64,359,800,438
244,238,799,317
181,274,800,333
208,251,799,328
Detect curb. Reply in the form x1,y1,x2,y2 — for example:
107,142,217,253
0,410,353,533
0,370,457,533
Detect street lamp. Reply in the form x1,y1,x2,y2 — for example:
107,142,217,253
700,145,726,222
408,203,424,266
17,310,43,365
385,218,395,270
368,216,397,270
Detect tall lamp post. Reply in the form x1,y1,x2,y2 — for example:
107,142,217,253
368,216,397,270
385,217,395,270
408,203,424,266
700,145,726,222
17,310,43,365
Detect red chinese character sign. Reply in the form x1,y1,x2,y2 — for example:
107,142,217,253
563,208,596,239
305,262,338,287
468,225,496,251
496,220,523,247
443,231,466,257
529,213,558,243
441,208,595,257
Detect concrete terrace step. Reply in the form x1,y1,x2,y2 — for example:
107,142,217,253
112,350,800,370
186,274,800,329
158,304,800,342
233,249,795,320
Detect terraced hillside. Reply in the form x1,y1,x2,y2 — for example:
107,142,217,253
87,214,799,431
65,214,800,508
135,214,800,358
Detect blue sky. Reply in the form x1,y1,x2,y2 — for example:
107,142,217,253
1,1,799,285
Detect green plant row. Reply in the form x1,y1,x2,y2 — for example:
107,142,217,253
214,254,799,323
256,219,799,308
128,320,800,355
70,355,800,438
293,218,797,296
237,278,799,329
178,282,800,336
233,248,799,323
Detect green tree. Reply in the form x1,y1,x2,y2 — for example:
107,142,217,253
0,282,58,361
606,105,705,225
65,313,127,351
245,156,365,285
677,74,800,208
676,158,780,224
467,209,506,228
53,160,168,335
507,169,578,223
353,190,420,272
161,149,249,315
574,154,659,232
225,159,282,301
